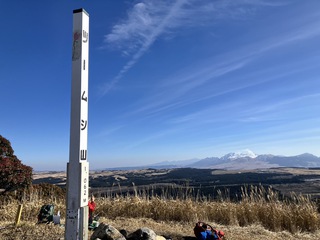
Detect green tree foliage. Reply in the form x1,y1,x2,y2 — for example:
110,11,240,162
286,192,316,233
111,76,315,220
0,135,33,192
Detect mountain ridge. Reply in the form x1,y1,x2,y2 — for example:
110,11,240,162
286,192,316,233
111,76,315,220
104,151,320,171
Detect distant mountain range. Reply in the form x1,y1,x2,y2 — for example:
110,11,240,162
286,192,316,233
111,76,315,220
106,150,320,171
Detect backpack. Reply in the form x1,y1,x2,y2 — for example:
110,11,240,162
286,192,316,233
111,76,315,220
194,222,224,240
37,204,54,223
194,222,205,238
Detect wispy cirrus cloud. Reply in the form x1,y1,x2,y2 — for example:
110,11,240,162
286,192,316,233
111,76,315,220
100,0,188,95
96,125,126,138
105,0,186,56
123,127,183,150
100,0,282,95
126,9,320,119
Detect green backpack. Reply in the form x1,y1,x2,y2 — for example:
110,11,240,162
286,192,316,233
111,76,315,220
37,204,54,223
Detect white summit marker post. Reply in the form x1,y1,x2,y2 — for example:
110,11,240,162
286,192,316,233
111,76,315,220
65,8,89,240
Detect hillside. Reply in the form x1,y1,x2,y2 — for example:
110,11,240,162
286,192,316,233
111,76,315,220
33,167,320,200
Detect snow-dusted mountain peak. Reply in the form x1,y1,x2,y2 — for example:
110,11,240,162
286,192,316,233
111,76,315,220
222,149,257,160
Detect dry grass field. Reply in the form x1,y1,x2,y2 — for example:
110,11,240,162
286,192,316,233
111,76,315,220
2,216,320,240
1,183,320,240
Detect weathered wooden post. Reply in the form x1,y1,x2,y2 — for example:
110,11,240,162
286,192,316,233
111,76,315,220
65,8,90,240
15,204,23,226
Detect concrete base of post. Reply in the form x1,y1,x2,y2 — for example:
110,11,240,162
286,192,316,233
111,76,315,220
80,206,89,239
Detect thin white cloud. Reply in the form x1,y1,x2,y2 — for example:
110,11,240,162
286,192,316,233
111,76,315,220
105,0,286,52
131,59,250,117
105,1,183,55
96,125,126,138
243,93,320,117
123,127,181,150
125,12,320,118
198,120,320,153
100,0,188,96
99,0,320,144
100,0,283,95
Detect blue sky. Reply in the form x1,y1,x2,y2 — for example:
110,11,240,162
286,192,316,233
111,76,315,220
1,0,320,171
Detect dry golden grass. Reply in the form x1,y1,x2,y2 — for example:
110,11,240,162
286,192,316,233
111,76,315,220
1,216,320,240
1,185,320,239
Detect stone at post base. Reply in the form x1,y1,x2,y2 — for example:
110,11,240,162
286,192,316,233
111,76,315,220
90,223,168,240
126,227,157,240
90,223,126,240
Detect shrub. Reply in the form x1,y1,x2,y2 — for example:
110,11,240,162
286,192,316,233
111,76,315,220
0,135,33,193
